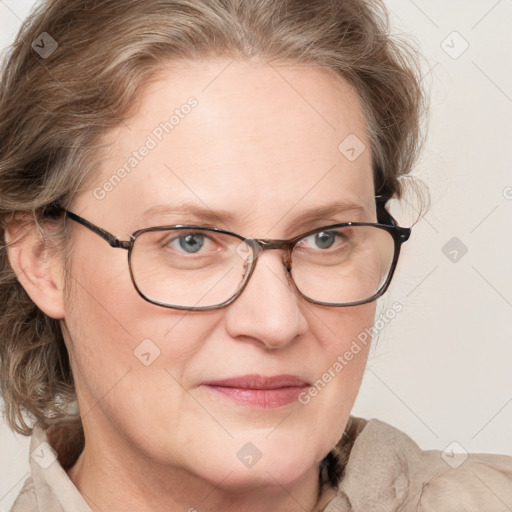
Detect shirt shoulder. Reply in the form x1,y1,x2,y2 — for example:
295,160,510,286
324,416,512,512
9,423,91,512
10,476,38,512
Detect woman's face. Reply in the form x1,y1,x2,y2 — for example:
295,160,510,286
64,58,376,488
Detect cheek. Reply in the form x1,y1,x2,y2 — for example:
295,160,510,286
62,255,234,474
62,247,221,425
296,302,375,445
308,301,376,367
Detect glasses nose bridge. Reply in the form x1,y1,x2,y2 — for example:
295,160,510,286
248,238,294,269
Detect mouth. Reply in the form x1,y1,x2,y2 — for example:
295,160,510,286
200,374,310,409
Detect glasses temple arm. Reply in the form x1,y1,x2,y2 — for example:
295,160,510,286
64,209,130,249
376,197,396,226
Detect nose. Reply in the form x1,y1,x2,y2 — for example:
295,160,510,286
223,250,308,349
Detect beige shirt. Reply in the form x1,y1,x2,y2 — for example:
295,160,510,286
11,416,512,511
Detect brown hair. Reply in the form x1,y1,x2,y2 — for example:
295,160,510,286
0,0,426,476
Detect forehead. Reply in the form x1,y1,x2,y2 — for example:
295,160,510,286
79,58,375,236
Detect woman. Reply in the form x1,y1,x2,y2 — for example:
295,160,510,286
1,0,511,511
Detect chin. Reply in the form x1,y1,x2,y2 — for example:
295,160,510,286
200,453,317,492
222,431,324,489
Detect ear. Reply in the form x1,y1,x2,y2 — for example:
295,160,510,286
4,214,66,319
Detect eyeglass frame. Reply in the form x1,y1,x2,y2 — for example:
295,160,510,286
61,198,411,311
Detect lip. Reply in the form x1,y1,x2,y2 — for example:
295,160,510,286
200,374,310,409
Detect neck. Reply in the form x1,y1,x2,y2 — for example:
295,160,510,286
67,433,337,512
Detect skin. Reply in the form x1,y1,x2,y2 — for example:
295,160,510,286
7,58,378,512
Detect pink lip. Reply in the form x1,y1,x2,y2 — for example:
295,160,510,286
200,374,310,409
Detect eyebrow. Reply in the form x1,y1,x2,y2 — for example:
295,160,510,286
139,200,368,231
140,201,239,228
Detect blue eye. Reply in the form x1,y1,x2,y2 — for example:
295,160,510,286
163,231,207,254
300,230,340,250
313,231,336,249
176,232,205,253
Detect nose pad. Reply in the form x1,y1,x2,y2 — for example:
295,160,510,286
235,238,295,291
234,240,256,292
283,250,292,273
235,239,252,260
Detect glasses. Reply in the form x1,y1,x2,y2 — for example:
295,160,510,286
63,201,410,311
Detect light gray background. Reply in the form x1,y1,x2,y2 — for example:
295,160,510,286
1,0,511,509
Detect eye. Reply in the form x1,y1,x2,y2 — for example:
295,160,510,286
311,231,336,249
179,232,204,253
299,230,346,250
165,231,213,254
